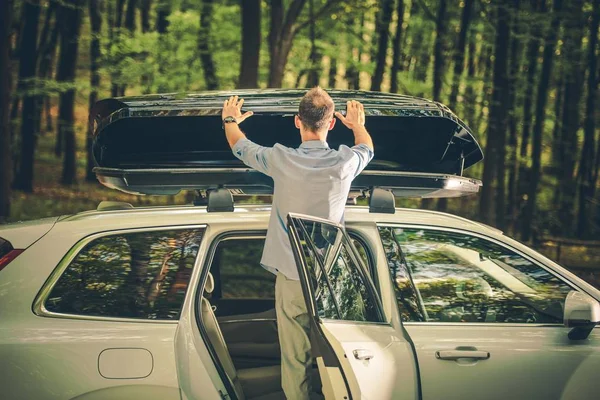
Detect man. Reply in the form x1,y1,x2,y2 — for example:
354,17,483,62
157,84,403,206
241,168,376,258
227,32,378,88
221,87,373,400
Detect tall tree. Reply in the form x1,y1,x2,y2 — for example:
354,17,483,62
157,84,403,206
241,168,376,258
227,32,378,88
522,0,562,242
86,0,102,182
506,0,523,234
519,1,541,160
448,0,474,108
110,0,127,97
432,0,448,102
56,0,84,185
306,0,321,87
345,14,364,90
463,32,477,128
140,0,151,33
239,0,261,88
0,0,13,222
268,0,341,88
576,0,600,237
479,0,511,228
125,0,136,32
199,0,219,90
34,0,57,137
389,0,405,93
371,0,394,91
556,0,586,232
156,0,170,33
13,0,41,192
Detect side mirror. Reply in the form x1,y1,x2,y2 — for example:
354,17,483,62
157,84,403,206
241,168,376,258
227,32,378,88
563,291,600,340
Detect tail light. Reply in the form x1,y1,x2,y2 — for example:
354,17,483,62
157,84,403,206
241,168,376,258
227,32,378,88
0,238,24,272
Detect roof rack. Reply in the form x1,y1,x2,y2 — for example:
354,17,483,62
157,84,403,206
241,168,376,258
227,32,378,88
368,188,395,214
197,187,394,214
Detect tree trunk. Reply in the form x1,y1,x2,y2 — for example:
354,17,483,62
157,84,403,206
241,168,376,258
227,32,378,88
140,0,151,33
125,0,136,32
34,0,57,137
156,0,170,33
13,0,41,193
268,0,307,88
328,56,337,88
345,14,363,90
551,72,564,177
479,0,511,228
519,5,541,160
521,0,562,242
87,0,102,182
37,2,59,136
432,0,448,102
239,0,261,88
556,0,586,233
371,0,394,91
576,0,599,237
390,0,405,93
0,0,13,222
199,0,219,90
448,0,474,109
56,0,83,185
506,0,523,234
111,0,126,97
463,32,477,127
306,0,321,88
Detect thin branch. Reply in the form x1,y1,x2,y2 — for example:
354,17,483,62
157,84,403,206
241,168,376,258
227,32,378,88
293,0,343,35
414,0,436,22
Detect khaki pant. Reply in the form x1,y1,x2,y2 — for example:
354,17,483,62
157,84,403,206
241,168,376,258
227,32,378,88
275,272,312,400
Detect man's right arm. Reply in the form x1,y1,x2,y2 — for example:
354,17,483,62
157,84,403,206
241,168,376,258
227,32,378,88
334,100,374,150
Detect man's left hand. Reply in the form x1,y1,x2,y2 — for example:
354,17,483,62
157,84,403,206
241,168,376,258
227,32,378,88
222,95,254,123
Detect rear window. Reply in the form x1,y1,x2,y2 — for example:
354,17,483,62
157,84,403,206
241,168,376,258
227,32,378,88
44,228,205,320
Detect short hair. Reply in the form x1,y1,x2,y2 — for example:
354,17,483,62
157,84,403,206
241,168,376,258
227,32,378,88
298,87,335,132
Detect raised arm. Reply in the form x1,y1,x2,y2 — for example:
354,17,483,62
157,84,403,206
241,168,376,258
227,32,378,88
222,95,254,148
334,100,374,150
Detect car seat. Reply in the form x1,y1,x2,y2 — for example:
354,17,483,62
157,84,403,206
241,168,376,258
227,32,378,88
200,272,285,400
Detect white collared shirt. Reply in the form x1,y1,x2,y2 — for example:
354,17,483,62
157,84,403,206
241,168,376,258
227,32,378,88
232,138,374,280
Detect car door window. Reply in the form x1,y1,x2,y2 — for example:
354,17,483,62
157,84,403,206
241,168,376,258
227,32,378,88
290,218,383,323
379,227,573,324
44,228,205,320
210,238,274,300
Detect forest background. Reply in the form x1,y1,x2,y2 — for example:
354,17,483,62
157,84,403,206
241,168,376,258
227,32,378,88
1,0,600,286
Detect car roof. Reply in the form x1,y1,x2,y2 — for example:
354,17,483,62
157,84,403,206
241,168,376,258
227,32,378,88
59,205,501,237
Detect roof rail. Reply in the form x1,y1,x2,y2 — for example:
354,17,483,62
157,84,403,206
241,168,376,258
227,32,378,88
97,201,134,211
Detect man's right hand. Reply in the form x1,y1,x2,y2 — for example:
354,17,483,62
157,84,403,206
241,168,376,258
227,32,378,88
335,100,373,150
335,100,365,130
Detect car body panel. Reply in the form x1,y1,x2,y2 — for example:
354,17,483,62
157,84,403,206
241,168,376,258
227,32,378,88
0,216,58,249
1,206,599,400
404,323,600,400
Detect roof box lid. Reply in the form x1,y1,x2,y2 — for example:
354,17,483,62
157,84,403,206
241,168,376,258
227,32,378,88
91,90,483,197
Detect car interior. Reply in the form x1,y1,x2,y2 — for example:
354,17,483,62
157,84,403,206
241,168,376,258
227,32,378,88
198,236,322,400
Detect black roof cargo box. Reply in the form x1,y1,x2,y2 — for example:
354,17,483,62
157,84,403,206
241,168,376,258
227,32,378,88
91,89,483,197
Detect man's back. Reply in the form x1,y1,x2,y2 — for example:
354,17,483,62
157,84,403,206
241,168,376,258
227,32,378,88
232,138,373,280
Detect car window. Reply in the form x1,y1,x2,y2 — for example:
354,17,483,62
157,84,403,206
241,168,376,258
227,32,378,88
291,218,382,323
210,238,275,299
380,227,573,324
44,228,205,320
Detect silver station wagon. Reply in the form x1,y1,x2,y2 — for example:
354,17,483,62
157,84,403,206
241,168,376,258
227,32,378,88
1,90,599,400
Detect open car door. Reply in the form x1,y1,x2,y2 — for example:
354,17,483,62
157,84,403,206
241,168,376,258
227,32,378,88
287,213,420,400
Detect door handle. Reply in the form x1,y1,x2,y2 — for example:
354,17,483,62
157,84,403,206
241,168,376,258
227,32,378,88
353,349,374,361
436,350,490,361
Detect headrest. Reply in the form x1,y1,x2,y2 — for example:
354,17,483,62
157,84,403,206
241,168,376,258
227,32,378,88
204,272,215,294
